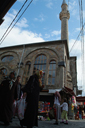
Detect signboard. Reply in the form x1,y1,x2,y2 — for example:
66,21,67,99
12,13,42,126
49,89,62,93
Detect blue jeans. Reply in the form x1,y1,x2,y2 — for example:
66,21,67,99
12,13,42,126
79,114,82,119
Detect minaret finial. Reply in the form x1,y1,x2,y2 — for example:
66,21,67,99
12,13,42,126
62,0,66,4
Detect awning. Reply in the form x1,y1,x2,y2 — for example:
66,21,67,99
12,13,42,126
49,89,62,93
63,86,76,96
76,96,85,102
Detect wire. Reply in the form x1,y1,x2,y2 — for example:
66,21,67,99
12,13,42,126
0,0,33,45
0,0,28,43
69,22,85,53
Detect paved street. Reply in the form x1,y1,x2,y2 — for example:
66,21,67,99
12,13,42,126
0,117,85,128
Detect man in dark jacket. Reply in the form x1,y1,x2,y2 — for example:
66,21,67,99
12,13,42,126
0,71,17,125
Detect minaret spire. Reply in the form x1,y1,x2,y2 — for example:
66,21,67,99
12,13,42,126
59,0,70,44
62,0,66,4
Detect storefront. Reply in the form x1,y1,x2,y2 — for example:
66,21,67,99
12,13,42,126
38,87,76,120
76,96,85,119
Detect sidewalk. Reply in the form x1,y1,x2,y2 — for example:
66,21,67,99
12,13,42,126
0,117,85,128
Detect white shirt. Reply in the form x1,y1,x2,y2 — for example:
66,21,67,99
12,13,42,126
54,97,60,105
60,102,68,111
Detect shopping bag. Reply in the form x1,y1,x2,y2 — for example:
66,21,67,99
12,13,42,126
49,108,55,119
13,100,17,116
17,98,26,120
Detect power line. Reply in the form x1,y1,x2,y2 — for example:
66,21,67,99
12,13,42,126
80,0,84,89
69,22,85,53
0,0,28,43
0,0,33,45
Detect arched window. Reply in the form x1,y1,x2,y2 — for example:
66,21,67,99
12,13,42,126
1,55,14,62
33,54,47,85
26,61,31,75
48,60,56,85
0,68,7,76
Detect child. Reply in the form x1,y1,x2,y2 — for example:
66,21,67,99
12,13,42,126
60,98,68,124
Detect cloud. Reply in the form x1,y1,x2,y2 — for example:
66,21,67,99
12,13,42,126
34,14,45,22
16,18,28,28
45,34,50,38
69,1,77,16
69,38,85,94
0,11,44,48
46,2,53,9
51,30,61,36
75,28,80,32
69,39,81,55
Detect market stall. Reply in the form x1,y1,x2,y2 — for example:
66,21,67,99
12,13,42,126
76,96,85,119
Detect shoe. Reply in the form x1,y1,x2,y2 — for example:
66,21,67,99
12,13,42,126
53,122,58,125
10,119,12,123
60,121,64,123
4,122,10,126
20,120,23,127
64,122,68,124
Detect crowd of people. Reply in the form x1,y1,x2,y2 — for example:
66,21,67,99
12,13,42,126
0,70,85,128
0,70,44,128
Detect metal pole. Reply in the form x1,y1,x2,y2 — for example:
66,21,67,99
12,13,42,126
17,45,25,76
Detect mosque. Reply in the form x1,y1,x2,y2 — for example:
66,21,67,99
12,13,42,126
0,0,77,114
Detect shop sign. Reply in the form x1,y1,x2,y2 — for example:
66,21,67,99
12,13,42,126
49,89,62,93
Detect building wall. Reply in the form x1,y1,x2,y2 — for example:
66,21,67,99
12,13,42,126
70,57,77,94
0,40,69,90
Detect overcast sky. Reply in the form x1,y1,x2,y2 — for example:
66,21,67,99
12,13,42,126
0,0,85,95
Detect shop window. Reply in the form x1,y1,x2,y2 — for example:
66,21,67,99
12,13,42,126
0,68,7,76
1,55,14,62
48,60,56,85
33,54,47,85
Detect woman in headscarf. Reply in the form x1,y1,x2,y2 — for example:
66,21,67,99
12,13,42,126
0,71,17,125
53,91,61,125
20,70,44,128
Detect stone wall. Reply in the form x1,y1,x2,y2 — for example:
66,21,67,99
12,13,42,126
0,40,75,91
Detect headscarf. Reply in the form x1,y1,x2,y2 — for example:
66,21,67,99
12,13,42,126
55,91,61,102
35,70,43,79
35,70,43,87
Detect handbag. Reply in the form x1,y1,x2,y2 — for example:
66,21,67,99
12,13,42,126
49,108,55,119
17,98,26,120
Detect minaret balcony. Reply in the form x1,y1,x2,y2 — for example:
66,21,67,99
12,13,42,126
59,11,70,20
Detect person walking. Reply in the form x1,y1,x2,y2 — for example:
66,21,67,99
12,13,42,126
20,70,44,128
79,105,82,119
13,75,22,117
0,71,17,125
53,91,61,125
60,98,68,124
83,106,85,113
15,75,22,100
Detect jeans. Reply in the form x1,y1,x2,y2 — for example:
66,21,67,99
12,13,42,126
79,114,82,119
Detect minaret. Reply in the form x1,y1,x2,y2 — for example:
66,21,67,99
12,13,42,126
59,0,70,43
